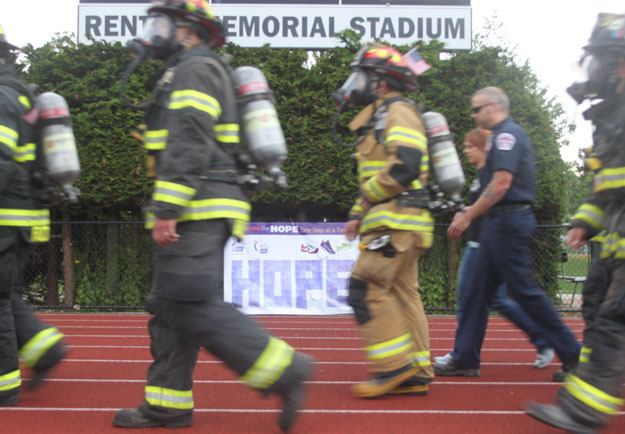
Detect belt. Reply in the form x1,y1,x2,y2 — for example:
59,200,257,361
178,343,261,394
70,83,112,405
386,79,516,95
488,203,531,216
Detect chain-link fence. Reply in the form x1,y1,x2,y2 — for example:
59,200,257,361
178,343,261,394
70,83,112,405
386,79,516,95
21,222,591,312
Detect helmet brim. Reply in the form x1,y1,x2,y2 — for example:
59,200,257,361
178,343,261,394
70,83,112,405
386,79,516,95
148,5,225,48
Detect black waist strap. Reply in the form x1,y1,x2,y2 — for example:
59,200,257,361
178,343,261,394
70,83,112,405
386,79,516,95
489,203,531,215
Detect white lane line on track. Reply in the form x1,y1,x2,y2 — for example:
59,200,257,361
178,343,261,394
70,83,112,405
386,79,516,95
6,407,617,416
31,378,562,386
65,334,556,342
63,347,540,353
53,326,584,333
57,359,554,366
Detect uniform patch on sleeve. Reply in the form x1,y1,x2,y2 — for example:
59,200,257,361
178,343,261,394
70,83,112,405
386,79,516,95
495,133,516,151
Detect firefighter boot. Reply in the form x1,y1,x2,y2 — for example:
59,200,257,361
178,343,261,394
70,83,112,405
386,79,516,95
112,408,192,428
387,376,431,396
525,402,596,434
352,364,419,398
273,352,315,433
28,342,68,390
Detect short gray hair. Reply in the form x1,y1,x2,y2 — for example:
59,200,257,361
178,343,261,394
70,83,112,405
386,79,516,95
474,86,510,113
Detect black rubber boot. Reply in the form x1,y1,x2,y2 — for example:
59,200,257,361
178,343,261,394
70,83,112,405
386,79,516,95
525,402,596,434
28,343,68,390
0,393,18,407
275,353,315,433
112,408,192,428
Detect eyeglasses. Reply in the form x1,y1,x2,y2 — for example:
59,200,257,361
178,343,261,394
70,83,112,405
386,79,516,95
471,102,495,114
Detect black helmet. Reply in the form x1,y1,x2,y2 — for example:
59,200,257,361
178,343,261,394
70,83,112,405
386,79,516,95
148,0,225,48
585,13,625,52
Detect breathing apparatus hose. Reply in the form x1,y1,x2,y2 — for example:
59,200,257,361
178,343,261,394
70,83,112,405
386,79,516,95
119,46,152,110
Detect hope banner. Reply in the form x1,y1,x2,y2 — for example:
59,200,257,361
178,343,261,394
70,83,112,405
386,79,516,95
224,222,359,315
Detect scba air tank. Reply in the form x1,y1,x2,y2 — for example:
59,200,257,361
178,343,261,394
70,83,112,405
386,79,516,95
36,92,80,201
422,111,465,201
234,66,287,187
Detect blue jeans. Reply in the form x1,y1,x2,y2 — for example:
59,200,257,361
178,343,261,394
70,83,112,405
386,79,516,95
454,243,550,353
452,208,580,368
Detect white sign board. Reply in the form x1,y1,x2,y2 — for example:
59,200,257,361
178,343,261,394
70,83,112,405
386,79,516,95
78,3,471,49
224,222,359,315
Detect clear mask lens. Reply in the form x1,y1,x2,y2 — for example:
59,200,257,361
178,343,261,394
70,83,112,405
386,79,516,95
335,70,369,103
141,14,175,47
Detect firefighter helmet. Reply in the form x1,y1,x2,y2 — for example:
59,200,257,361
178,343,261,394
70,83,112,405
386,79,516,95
148,0,225,48
0,24,17,51
350,44,418,90
585,13,625,52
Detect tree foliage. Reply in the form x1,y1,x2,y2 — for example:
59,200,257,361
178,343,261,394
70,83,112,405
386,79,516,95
19,33,575,305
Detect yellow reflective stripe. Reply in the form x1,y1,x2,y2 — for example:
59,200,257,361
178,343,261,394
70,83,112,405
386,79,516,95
410,180,423,190
242,337,294,389
572,204,605,230
0,209,50,227
0,369,21,392
386,126,427,154
18,95,31,110
0,124,18,154
14,143,36,162
594,167,625,192
145,198,251,228
19,327,63,368
565,375,624,415
420,154,429,174
362,177,393,202
231,219,248,239
601,233,625,260
579,346,592,364
169,89,221,119
366,333,412,361
358,160,385,181
411,351,431,367
145,385,193,410
361,210,434,234
153,180,197,207
215,123,240,144
144,129,168,151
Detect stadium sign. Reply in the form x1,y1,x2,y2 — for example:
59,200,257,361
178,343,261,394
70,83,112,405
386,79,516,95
78,0,472,49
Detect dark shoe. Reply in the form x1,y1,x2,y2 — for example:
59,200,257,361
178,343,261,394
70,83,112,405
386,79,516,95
351,365,419,398
553,361,578,383
525,402,596,434
278,354,314,433
434,359,480,377
387,377,430,396
112,409,192,428
28,343,68,390
0,394,18,407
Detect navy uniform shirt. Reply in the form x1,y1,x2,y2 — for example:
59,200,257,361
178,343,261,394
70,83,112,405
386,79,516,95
482,117,536,205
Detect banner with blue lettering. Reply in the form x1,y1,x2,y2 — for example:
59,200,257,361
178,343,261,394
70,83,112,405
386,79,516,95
224,222,359,314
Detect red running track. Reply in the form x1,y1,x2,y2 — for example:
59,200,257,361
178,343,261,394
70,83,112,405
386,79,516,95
1,313,623,434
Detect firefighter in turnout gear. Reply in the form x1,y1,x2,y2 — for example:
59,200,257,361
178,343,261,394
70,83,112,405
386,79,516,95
0,25,67,405
113,1,313,431
526,13,625,433
334,44,434,398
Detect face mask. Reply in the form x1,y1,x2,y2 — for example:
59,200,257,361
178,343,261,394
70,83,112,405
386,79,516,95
567,53,609,104
129,14,180,60
331,70,376,110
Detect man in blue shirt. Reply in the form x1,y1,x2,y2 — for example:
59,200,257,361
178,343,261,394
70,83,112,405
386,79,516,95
436,86,580,378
